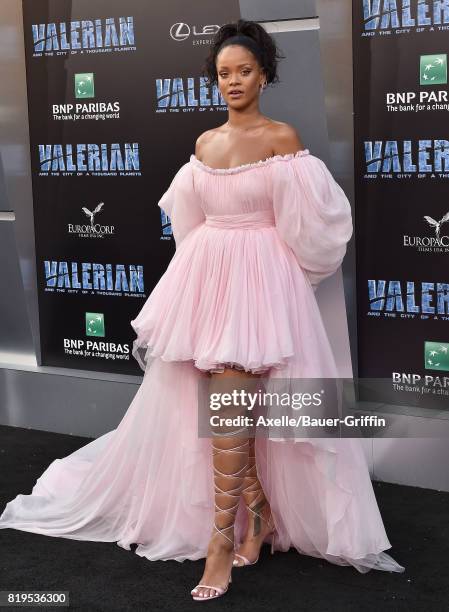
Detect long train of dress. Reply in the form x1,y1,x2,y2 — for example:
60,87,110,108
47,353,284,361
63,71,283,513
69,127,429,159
0,353,404,573
0,150,404,574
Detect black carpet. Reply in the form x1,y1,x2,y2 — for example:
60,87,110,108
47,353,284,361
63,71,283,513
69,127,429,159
0,424,447,612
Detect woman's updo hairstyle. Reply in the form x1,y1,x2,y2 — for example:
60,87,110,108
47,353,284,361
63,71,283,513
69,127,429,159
202,19,285,88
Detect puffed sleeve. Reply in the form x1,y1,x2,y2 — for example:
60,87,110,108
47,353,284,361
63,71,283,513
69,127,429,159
158,161,205,248
272,150,353,290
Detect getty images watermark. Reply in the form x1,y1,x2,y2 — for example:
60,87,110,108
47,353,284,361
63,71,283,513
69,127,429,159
192,376,449,439
209,412,385,431
195,376,442,439
195,376,387,439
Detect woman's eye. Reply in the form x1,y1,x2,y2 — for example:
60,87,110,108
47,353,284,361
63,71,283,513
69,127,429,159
219,71,250,78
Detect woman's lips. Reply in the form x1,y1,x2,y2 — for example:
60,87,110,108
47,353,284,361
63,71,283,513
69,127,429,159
229,91,243,98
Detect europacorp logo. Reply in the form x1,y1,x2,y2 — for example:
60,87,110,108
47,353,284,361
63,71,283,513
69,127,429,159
75,73,95,98
402,210,449,253
424,341,449,371
85,312,105,337
67,201,116,239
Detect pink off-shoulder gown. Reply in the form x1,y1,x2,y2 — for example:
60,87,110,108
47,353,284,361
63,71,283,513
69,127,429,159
0,149,405,574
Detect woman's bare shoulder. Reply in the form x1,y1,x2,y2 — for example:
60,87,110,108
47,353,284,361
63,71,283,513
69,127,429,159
268,121,306,156
194,128,222,160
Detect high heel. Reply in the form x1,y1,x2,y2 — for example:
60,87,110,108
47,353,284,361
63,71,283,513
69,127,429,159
233,519,276,566
191,572,233,601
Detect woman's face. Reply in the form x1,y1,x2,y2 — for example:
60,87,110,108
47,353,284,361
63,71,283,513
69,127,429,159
215,44,265,107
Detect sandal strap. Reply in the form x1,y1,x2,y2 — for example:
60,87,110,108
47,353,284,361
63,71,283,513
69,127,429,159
211,438,250,547
233,552,251,565
194,584,227,594
241,442,274,532
232,442,276,565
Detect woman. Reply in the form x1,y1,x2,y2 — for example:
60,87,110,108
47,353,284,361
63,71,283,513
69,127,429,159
0,19,404,602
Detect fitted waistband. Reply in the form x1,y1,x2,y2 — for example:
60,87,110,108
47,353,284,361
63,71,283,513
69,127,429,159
204,210,275,229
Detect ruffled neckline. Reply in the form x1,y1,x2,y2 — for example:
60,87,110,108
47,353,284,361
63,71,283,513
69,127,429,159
190,148,310,175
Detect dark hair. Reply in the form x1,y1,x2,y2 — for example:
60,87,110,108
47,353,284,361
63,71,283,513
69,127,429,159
202,19,285,88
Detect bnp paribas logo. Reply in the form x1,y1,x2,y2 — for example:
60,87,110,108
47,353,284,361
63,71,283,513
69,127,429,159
424,341,449,371
75,73,95,98
85,312,105,337
420,54,447,86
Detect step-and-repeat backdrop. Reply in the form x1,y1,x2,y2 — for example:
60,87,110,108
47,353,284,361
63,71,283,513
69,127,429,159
354,1,449,408
23,0,239,374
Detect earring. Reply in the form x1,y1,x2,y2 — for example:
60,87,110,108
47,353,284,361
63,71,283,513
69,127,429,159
259,81,267,93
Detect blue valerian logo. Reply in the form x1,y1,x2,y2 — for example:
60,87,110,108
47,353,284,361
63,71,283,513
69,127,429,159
32,17,135,56
362,1,449,35
160,210,173,239
367,280,449,316
364,140,449,176
44,261,144,294
38,143,141,176
156,77,227,111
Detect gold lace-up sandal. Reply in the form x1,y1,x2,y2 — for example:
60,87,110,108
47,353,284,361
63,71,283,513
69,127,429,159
191,433,250,601
233,440,276,567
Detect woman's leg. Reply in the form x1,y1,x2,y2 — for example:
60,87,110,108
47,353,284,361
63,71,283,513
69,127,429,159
233,437,275,566
191,367,258,599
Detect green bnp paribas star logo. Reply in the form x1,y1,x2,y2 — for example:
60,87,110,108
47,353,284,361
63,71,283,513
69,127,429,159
424,341,449,371
75,73,95,98
420,54,447,86
85,312,105,337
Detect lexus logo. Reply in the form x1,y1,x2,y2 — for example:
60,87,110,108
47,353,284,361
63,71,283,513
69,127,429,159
170,22,221,41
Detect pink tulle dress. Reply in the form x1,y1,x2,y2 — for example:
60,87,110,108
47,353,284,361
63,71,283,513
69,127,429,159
0,149,405,574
